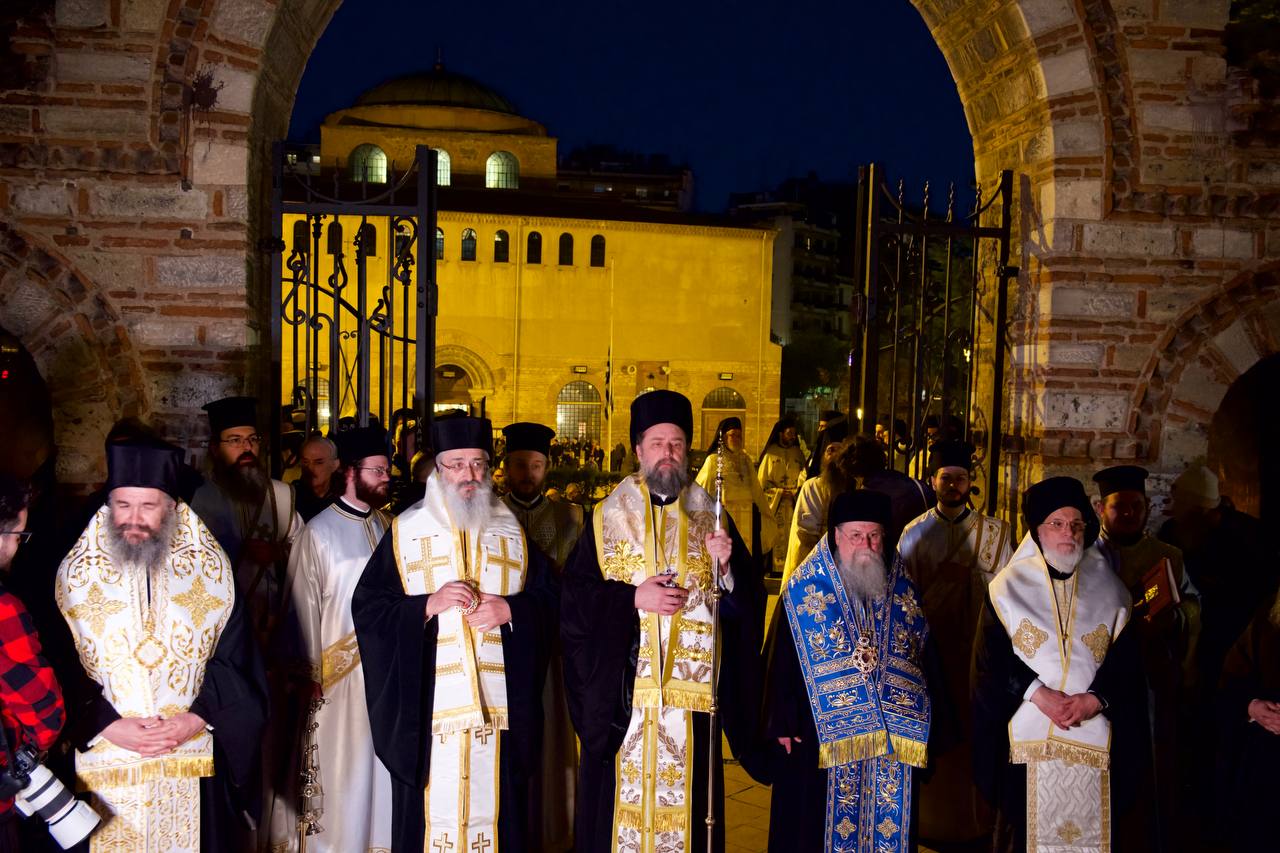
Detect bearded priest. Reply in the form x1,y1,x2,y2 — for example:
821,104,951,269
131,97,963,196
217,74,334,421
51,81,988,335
763,489,941,852
55,438,267,852
561,390,766,853
972,476,1148,853
352,415,557,853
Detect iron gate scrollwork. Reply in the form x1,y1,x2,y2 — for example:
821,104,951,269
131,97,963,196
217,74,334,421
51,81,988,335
849,163,1015,515
269,143,439,466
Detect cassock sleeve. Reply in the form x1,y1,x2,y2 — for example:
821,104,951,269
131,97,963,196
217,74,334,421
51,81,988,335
970,592,1038,807
1086,618,1149,813
716,515,769,779
761,604,812,745
559,528,640,758
352,532,434,789
284,527,325,685
188,583,269,791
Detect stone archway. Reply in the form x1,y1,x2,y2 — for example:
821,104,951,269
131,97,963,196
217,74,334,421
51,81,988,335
0,224,150,489
1134,264,1280,486
1209,353,1280,521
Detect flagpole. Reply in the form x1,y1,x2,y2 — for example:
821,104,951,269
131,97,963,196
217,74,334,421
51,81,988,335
606,258,615,459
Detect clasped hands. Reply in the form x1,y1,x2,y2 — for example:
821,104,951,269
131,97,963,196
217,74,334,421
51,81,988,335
425,580,512,633
1032,686,1103,729
634,530,732,615
102,712,206,757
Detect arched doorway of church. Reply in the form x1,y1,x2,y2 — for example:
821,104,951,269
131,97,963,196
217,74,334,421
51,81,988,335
1208,353,1280,524
0,328,54,482
435,363,474,414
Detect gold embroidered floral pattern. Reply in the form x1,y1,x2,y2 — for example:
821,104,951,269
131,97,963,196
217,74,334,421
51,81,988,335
603,540,646,583
1058,820,1083,843
796,584,836,623
893,592,923,624
1081,623,1111,664
171,576,224,628
876,816,898,838
835,816,857,839
1012,618,1049,658
65,583,126,635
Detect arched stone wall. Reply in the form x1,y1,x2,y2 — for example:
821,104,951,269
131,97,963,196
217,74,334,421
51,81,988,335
0,224,148,487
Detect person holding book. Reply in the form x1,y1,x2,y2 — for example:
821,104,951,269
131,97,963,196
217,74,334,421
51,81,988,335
1091,465,1200,853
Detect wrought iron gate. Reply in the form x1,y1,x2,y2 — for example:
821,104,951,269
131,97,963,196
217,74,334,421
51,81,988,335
848,163,1015,514
269,144,439,455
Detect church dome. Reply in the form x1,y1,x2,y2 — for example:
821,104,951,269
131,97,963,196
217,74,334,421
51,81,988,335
355,64,517,115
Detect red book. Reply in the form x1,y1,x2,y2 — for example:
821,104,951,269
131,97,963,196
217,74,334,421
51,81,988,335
1134,557,1180,622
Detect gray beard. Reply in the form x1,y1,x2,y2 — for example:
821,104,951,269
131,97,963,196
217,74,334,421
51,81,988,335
641,459,688,498
839,549,887,602
1043,543,1083,575
443,478,495,535
105,507,177,576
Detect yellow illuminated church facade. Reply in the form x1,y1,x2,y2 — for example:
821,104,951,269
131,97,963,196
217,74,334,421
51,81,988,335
282,66,780,453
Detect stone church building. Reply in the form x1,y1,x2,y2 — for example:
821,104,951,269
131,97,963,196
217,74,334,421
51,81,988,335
1,0,1278,526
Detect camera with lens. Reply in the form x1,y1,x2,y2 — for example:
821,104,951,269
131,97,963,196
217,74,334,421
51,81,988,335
0,743,100,849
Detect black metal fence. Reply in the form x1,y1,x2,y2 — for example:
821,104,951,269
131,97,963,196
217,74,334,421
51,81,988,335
849,164,1015,513
269,144,439,454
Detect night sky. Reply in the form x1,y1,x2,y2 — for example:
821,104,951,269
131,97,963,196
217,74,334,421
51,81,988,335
290,0,974,212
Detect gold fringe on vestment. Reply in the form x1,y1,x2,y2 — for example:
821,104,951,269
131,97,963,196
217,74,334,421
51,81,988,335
76,755,214,788
632,685,713,712
1009,739,1110,769
889,734,929,769
429,711,510,736
817,730,887,770
615,806,688,832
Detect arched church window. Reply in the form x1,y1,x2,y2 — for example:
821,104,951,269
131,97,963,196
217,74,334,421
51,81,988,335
527,231,542,264
461,228,478,261
494,230,510,263
349,144,387,183
435,227,445,260
435,148,451,186
590,235,606,267
559,233,574,266
485,151,519,189
557,381,602,444
703,387,746,410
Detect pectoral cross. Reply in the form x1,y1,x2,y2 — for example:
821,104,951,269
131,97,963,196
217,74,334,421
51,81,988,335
407,537,451,589
471,834,492,853
432,833,454,853
485,538,522,577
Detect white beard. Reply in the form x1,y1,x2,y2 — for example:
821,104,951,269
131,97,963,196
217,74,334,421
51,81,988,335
443,478,496,536
839,549,887,602
1042,542,1083,575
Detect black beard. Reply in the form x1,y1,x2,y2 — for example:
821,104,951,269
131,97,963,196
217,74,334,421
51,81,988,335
214,457,268,505
939,494,969,509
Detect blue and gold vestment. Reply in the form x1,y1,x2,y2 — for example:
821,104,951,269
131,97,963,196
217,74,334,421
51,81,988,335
782,537,932,852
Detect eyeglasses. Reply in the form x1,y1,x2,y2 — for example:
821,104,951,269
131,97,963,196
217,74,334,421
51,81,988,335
1040,519,1086,534
355,466,391,478
838,528,883,544
0,530,33,543
438,459,489,474
220,434,262,449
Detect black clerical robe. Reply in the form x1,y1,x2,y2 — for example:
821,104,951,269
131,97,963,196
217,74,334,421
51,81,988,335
351,532,557,853
971,588,1148,853
53,584,268,852
560,496,766,853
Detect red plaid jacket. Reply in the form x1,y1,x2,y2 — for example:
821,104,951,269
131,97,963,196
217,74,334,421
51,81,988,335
0,587,64,814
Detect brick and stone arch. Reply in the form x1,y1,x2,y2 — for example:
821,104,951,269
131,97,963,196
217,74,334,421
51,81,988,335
0,223,148,488
1134,263,1280,481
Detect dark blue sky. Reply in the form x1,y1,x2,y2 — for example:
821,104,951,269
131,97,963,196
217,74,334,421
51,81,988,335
290,0,974,212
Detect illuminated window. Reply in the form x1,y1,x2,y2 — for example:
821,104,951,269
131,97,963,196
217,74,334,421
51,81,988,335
435,227,445,259
485,151,519,189
557,381,602,443
494,230,509,263
349,144,387,183
558,233,574,265
435,149,451,186
590,235,606,267
461,228,477,261
527,231,542,264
